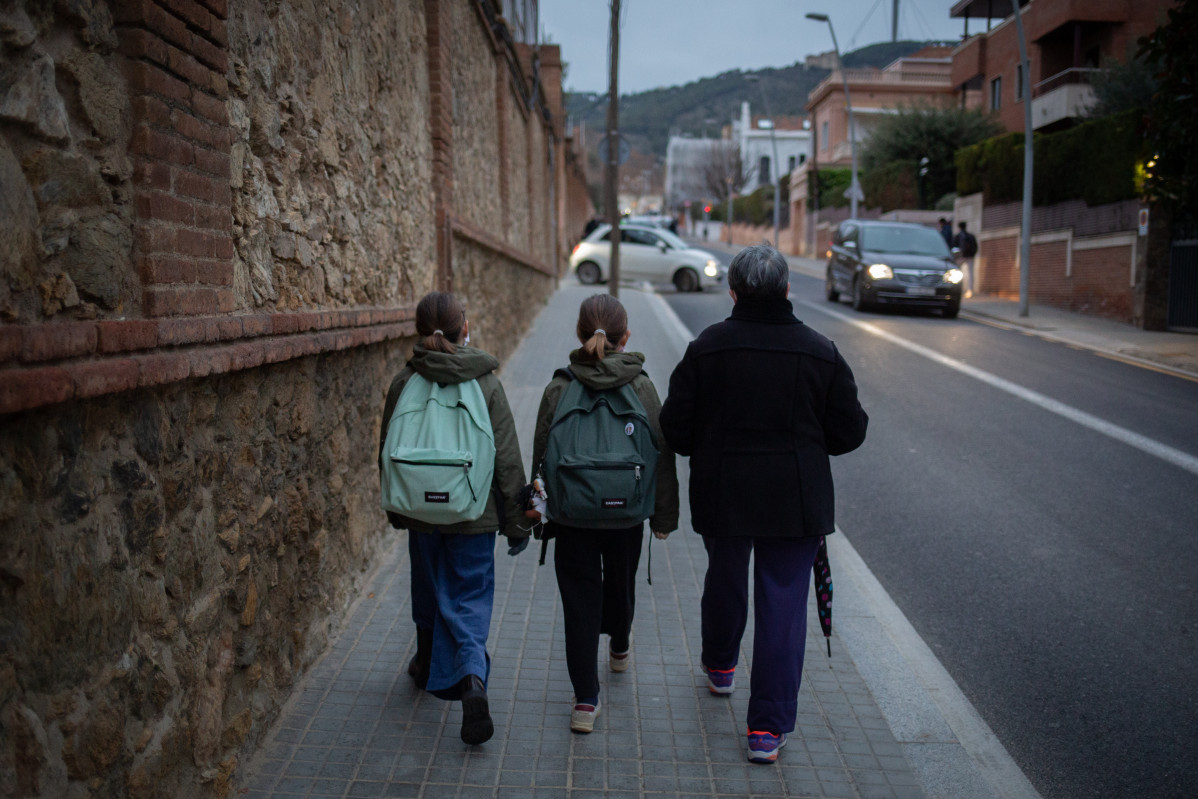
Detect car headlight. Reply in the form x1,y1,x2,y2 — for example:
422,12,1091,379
867,263,893,280
944,268,965,284
704,260,718,277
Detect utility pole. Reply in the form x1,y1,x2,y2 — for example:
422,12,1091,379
1011,0,1032,317
892,0,899,42
604,0,621,298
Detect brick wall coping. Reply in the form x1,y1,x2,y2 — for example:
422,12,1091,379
0,306,413,366
451,216,555,276
0,307,416,416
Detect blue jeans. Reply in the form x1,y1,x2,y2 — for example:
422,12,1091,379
701,535,820,734
410,530,495,699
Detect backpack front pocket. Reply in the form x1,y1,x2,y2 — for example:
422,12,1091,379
552,454,645,520
385,447,482,524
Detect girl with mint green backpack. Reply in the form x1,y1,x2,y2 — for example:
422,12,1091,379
378,291,527,745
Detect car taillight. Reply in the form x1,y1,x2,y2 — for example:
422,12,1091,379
571,243,580,255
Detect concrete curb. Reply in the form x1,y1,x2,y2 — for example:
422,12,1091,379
645,284,1044,799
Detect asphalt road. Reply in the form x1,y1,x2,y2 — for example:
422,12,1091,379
660,268,1198,799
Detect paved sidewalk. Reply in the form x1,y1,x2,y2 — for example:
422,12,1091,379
238,280,1038,799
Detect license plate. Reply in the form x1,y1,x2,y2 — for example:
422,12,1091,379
907,286,937,296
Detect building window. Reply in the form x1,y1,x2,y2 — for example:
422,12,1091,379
821,121,829,151
990,76,1002,110
799,153,807,165
1015,64,1023,100
788,155,796,172
759,156,771,184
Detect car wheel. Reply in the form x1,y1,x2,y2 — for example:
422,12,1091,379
851,276,870,311
673,268,700,293
825,268,840,302
576,261,601,285
943,299,961,319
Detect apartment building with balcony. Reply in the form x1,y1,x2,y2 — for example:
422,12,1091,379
949,0,1173,132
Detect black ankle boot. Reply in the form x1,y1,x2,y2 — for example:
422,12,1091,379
458,674,493,745
407,628,432,690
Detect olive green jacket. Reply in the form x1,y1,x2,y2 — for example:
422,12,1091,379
531,349,680,534
379,345,527,538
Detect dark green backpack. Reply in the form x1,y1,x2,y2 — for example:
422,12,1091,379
541,369,659,529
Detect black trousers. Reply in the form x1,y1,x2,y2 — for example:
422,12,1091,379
552,523,644,701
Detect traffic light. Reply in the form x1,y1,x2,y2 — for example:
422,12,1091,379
704,205,711,214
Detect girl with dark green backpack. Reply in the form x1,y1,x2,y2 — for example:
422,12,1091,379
378,291,528,745
528,293,679,733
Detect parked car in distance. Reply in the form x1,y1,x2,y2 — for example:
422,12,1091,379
570,223,724,292
824,220,964,318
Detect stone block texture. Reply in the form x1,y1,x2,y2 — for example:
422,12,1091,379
0,0,572,796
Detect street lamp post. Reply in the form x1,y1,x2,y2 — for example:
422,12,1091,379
807,13,861,219
744,75,781,247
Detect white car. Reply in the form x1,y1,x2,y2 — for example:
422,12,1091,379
569,224,724,292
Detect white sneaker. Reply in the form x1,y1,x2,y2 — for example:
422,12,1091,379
570,698,601,733
609,638,631,672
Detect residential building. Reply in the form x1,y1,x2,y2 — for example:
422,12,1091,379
791,45,955,254
734,101,812,196
949,0,1174,132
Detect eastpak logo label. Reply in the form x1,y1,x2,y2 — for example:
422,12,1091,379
602,498,627,508
425,492,450,503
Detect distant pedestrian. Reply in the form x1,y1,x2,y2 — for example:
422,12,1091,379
938,217,953,246
378,291,528,746
953,221,979,298
528,293,679,734
659,244,868,765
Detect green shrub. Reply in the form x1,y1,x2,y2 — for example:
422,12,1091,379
955,111,1141,206
861,160,918,212
808,168,852,211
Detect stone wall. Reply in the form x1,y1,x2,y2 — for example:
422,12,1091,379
0,1,571,797
225,0,436,313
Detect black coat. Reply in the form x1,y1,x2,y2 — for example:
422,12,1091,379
659,296,868,539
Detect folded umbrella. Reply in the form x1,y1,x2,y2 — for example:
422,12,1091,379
814,535,832,657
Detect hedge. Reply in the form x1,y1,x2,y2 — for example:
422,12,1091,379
954,110,1141,206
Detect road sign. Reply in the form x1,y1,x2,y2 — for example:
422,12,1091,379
1138,207,1149,236
598,133,630,166
843,179,865,203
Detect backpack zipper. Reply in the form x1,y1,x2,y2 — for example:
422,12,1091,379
392,458,478,502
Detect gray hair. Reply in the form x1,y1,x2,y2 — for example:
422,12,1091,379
728,243,789,299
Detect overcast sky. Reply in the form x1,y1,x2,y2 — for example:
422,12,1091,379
541,0,974,95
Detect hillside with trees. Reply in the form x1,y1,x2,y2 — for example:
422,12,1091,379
565,40,951,160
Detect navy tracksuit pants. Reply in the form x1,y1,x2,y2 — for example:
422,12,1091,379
700,535,821,734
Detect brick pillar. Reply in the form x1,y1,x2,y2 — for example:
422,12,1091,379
426,0,454,292
116,0,234,318
496,57,510,241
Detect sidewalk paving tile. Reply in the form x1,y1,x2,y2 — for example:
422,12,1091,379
238,282,925,799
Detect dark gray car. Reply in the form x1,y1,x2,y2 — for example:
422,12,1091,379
824,220,965,318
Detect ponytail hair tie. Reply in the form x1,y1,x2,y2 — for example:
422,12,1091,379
433,329,444,336
593,328,607,338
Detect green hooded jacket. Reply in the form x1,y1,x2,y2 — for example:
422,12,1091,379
379,344,526,538
531,349,679,534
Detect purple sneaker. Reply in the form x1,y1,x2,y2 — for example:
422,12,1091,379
706,666,735,695
747,730,787,764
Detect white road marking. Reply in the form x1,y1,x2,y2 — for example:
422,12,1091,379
801,300,1198,478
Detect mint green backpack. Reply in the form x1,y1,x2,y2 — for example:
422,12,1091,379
380,373,496,526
